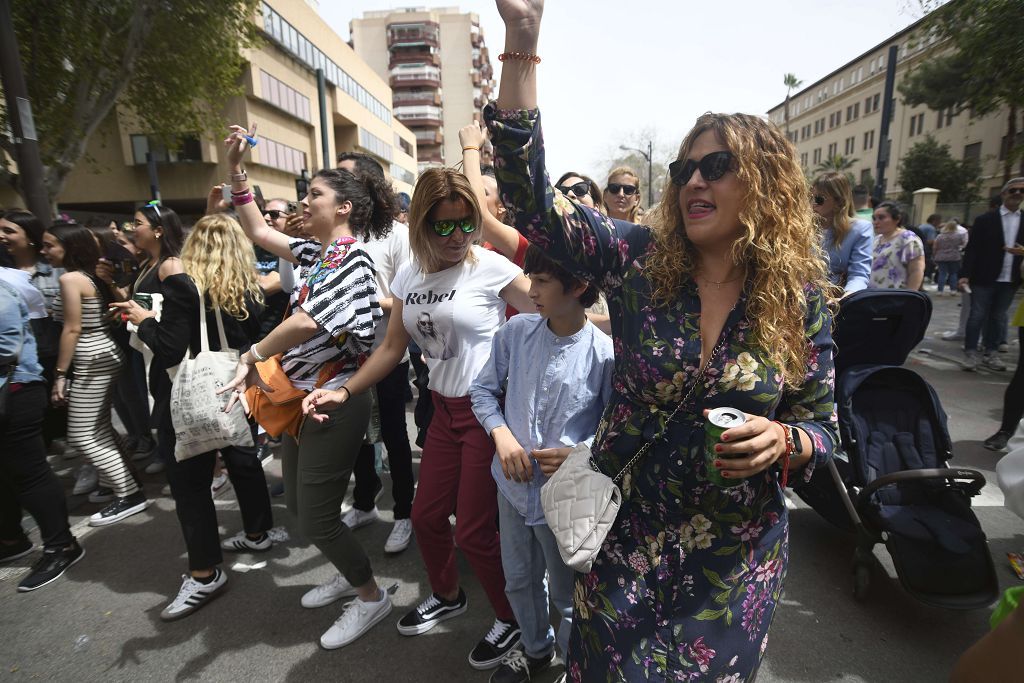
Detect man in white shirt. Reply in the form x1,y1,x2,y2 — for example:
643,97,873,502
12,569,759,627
959,177,1024,371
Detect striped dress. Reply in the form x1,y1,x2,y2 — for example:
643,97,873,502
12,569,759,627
54,290,137,497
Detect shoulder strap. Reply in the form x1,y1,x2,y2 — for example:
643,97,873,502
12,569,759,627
195,286,210,355
212,306,230,351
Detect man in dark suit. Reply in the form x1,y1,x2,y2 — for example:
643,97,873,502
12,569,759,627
959,177,1024,371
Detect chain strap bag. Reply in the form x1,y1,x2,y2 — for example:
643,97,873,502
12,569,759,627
541,336,728,573
169,289,254,461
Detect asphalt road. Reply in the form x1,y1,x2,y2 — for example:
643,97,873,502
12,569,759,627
1,288,1021,682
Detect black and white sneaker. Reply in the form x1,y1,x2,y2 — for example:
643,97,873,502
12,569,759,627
88,492,150,527
160,569,228,621
396,589,468,635
17,541,84,592
469,619,521,670
220,531,272,552
490,648,554,683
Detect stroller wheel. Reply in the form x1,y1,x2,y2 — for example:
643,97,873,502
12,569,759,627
853,562,871,601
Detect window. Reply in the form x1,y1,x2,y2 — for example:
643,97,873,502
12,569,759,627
861,168,872,184
394,133,414,157
858,67,863,81
813,148,822,164
390,163,415,186
963,142,982,163
909,113,925,137
130,134,203,164
854,103,860,119
260,70,311,122
800,152,808,167
864,130,875,150
358,128,393,162
879,54,886,68
827,142,838,157
870,58,876,74
258,137,307,175
845,136,856,155
846,105,854,122
1000,132,1024,160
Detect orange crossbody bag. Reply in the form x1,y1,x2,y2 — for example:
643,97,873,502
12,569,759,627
244,355,331,439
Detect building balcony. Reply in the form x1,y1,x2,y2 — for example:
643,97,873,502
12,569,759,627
392,90,442,107
471,24,482,47
390,66,441,88
414,129,444,145
387,22,440,49
395,105,443,128
390,52,441,69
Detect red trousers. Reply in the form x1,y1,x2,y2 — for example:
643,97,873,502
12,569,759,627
411,392,514,622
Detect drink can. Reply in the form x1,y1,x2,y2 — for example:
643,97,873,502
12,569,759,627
133,293,153,310
705,407,746,487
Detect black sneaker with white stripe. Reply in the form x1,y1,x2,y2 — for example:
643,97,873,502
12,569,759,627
469,619,521,670
396,588,468,635
160,569,227,621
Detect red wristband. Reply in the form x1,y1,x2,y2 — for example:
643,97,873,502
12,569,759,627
232,192,254,206
772,420,794,489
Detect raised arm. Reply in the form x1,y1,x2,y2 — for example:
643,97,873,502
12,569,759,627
460,122,523,260
223,125,295,263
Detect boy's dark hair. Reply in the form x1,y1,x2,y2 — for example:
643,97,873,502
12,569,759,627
523,244,599,308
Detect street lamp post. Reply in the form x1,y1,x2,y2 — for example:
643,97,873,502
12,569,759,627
619,141,653,208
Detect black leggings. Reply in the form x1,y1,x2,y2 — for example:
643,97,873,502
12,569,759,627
999,326,1024,434
0,383,74,550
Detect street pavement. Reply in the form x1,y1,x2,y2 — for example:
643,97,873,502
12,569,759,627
1,287,1021,682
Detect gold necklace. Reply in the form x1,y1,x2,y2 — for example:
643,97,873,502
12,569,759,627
697,271,745,291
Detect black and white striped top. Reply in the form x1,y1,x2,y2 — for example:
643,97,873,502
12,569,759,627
281,236,381,390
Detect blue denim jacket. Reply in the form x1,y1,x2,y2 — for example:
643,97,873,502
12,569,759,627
0,281,45,386
469,313,614,525
822,217,874,293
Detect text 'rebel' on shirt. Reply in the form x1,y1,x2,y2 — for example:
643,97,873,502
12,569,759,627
390,245,521,397
283,236,381,391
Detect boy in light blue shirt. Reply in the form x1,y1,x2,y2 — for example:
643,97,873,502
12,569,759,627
470,246,613,683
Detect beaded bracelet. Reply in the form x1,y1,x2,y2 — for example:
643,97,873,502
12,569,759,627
232,192,254,206
772,420,795,489
498,51,541,64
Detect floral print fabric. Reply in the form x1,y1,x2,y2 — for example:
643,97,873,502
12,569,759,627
869,229,924,289
485,104,838,683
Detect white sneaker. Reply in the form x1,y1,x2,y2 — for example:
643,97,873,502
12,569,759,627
160,569,228,621
319,589,392,649
301,573,359,608
210,472,229,495
998,343,1010,354
384,519,413,553
941,331,964,341
342,506,379,530
220,531,272,552
983,354,1007,371
962,350,980,371
72,465,98,496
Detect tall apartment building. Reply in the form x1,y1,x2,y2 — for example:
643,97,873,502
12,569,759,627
47,0,417,218
350,8,496,172
766,16,1021,215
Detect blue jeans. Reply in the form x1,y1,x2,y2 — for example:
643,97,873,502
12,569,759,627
965,282,1018,353
497,490,574,659
935,261,960,292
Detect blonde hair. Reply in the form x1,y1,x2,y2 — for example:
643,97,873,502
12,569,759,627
408,168,482,273
940,220,959,234
813,172,856,249
646,113,835,388
180,213,263,320
605,166,642,222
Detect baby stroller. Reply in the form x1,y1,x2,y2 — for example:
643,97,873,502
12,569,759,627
796,289,999,609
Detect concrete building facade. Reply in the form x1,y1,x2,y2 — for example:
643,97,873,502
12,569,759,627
767,18,1022,218
350,7,495,172
48,0,417,219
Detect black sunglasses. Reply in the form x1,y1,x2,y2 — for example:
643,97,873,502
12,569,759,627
431,217,477,237
669,151,735,186
605,183,638,196
557,181,590,198
1006,187,1024,195
812,195,827,206
265,210,285,220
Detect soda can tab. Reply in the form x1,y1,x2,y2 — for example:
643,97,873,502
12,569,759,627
705,407,746,488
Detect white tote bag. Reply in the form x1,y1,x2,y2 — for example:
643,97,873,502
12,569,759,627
169,291,253,461
997,424,1024,521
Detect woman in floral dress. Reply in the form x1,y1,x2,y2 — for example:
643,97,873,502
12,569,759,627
868,201,925,290
486,2,839,681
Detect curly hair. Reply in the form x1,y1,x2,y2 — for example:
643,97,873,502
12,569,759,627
314,167,395,242
646,112,834,388
181,213,263,320
408,168,482,273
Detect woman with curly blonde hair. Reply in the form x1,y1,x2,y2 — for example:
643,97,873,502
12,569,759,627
113,212,273,622
484,2,839,680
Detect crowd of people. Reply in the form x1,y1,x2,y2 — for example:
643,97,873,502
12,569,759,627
1,1,1022,680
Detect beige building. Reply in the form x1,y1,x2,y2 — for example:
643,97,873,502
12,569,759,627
50,0,417,219
350,7,495,172
767,17,1022,219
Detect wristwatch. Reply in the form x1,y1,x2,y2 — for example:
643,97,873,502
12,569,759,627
788,425,804,455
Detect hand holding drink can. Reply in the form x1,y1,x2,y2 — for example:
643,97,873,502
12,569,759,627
705,407,746,487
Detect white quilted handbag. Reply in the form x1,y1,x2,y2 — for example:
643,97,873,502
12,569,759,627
541,444,620,573
541,336,728,573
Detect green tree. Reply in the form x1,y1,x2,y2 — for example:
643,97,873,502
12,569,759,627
896,135,981,204
814,154,858,177
0,0,260,209
899,0,1024,183
783,73,802,137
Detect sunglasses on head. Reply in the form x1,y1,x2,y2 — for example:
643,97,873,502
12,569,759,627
605,183,638,196
431,217,477,237
669,151,735,186
146,200,162,222
812,194,827,206
557,181,590,198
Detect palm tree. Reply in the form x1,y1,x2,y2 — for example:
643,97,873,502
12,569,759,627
783,73,803,137
814,154,859,176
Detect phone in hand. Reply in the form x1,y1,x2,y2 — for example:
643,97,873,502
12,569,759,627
286,201,297,215
104,242,139,288
221,183,232,205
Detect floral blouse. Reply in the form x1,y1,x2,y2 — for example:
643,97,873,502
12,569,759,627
486,104,838,683
869,229,924,289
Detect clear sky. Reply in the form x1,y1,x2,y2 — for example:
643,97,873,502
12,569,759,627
320,0,933,182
